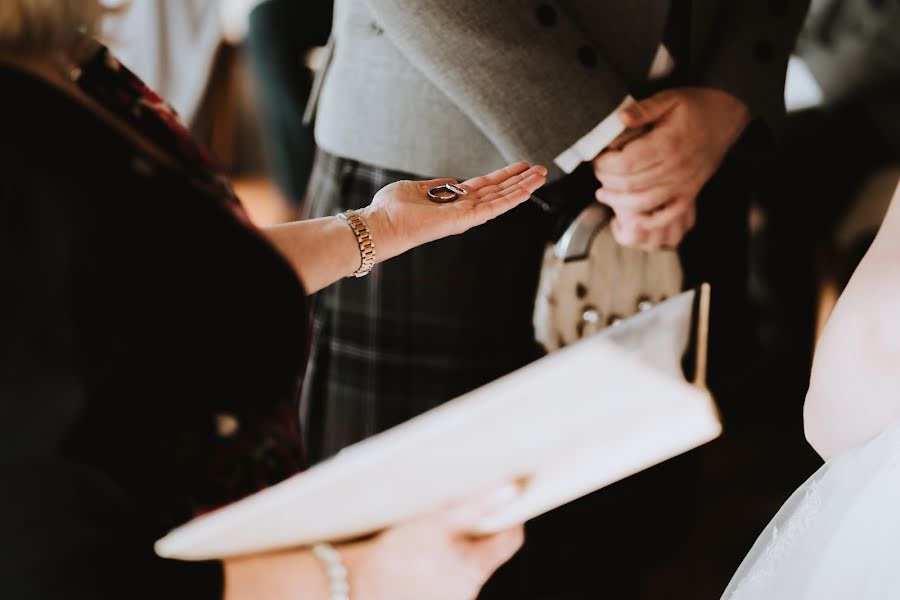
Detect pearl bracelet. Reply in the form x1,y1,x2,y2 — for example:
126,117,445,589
312,543,351,600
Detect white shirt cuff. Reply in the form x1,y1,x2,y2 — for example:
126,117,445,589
785,56,825,113
553,43,675,174
648,44,675,81
553,96,635,174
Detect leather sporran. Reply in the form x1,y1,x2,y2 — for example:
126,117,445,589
533,198,683,353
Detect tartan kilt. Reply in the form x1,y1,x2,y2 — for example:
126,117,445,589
296,149,754,598
300,150,553,462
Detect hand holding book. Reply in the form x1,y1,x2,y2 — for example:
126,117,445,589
158,287,717,561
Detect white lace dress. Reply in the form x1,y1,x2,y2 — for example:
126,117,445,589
722,418,900,599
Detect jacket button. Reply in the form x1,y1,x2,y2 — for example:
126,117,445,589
536,4,557,27
578,45,598,68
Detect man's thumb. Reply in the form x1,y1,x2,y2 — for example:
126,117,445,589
619,93,678,128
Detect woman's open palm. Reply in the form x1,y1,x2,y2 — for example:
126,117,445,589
361,162,547,262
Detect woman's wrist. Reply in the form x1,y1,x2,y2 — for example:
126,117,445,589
312,543,351,600
337,212,377,277
222,550,331,600
357,205,399,264
332,540,377,600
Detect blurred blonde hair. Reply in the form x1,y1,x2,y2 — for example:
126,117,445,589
0,0,108,53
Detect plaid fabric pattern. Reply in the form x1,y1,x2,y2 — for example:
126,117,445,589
298,150,754,599
300,151,553,461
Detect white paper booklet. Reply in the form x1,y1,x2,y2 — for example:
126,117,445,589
156,286,720,561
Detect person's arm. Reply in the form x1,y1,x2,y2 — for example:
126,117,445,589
591,87,751,249
356,0,631,179
263,163,547,294
590,0,810,250
698,0,811,135
804,181,900,460
223,485,524,600
0,165,525,600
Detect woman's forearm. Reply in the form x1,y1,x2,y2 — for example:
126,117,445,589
223,550,329,600
261,164,547,295
220,484,525,600
264,215,372,295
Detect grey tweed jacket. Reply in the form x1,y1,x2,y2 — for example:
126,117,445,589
314,0,810,180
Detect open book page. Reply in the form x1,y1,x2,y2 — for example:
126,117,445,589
156,288,719,561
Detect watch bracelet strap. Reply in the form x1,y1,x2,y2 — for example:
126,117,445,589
312,543,351,600
337,210,376,278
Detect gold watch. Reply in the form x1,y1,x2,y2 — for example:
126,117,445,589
337,210,376,278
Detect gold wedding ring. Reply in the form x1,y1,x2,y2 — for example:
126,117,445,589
427,183,469,203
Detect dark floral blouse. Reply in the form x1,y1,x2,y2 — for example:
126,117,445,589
0,46,308,599
73,42,308,517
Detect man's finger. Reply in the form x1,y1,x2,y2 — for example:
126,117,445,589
641,227,667,251
593,134,664,176
632,195,693,229
596,185,670,215
595,166,671,195
618,90,679,129
657,205,697,249
611,217,649,248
